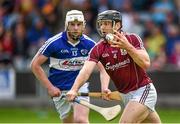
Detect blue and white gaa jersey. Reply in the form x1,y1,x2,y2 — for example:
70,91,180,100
38,31,96,90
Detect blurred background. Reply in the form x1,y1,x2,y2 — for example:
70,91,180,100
0,0,180,123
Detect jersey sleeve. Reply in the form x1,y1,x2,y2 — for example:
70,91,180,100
83,34,96,49
87,45,100,63
38,39,55,57
130,34,145,50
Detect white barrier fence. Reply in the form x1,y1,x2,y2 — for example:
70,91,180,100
0,67,15,100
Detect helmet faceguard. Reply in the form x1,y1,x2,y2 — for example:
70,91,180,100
65,10,86,41
96,10,122,37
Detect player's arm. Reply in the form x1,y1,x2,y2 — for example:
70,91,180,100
66,60,97,101
112,31,150,70
97,62,111,100
126,44,150,70
97,62,110,91
30,53,60,97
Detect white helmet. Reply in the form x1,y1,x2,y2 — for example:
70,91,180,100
65,10,85,30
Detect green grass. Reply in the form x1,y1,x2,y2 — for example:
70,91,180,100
0,107,58,123
0,107,180,123
157,108,180,123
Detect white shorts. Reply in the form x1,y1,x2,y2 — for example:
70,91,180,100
121,83,157,112
52,83,89,119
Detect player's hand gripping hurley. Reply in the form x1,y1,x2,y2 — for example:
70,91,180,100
78,91,122,100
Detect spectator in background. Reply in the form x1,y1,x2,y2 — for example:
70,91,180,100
109,0,125,11
0,0,14,29
41,0,60,34
150,47,167,71
1,30,14,56
0,22,5,41
165,24,180,68
144,24,167,70
132,0,155,11
127,12,145,37
151,0,174,24
0,22,8,66
97,0,110,13
121,0,134,33
169,41,180,69
165,24,180,60
27,17,52,58
174,0,180,24
18,0,34,15
83,1,99,42
12,21,30,70
0,0,179,71
0,29,13,66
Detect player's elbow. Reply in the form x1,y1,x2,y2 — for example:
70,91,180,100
144,62,150,70
30,61,35,71
30,60,38,73
142,59,151,70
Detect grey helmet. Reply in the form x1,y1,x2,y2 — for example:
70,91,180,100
96,10,122,37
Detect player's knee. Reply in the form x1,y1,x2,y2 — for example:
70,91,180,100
120,119,137,123
143,111,161,123
120,116,142,123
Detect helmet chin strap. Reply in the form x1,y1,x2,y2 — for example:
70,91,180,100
112,21,122,33
71,34,81,41
112,20,118,33
67,31,82,41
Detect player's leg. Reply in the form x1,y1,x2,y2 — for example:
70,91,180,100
141,83,161,123
73,103,89,123
119,101,150,123
62,112,73,123
52,92,73,123
120,83,160,123
142,110,161,123
73,82,89,123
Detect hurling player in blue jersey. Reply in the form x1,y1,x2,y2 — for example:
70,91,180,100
30,10,110,123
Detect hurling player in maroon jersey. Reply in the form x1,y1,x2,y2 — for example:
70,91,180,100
67,10,161,123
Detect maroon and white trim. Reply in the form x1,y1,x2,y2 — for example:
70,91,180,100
139,84,151,104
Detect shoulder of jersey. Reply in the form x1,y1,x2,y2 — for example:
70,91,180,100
125,32,138,38
125,32,142,42
82,34,96,44
94,38,105,46
44,32,63,45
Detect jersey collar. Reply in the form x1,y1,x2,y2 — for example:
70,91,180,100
67,40,80,47
63,31,84,47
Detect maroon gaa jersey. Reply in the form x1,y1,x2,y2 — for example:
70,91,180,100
88,33,152,93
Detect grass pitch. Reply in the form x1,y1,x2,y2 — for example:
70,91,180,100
0,107,180,123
